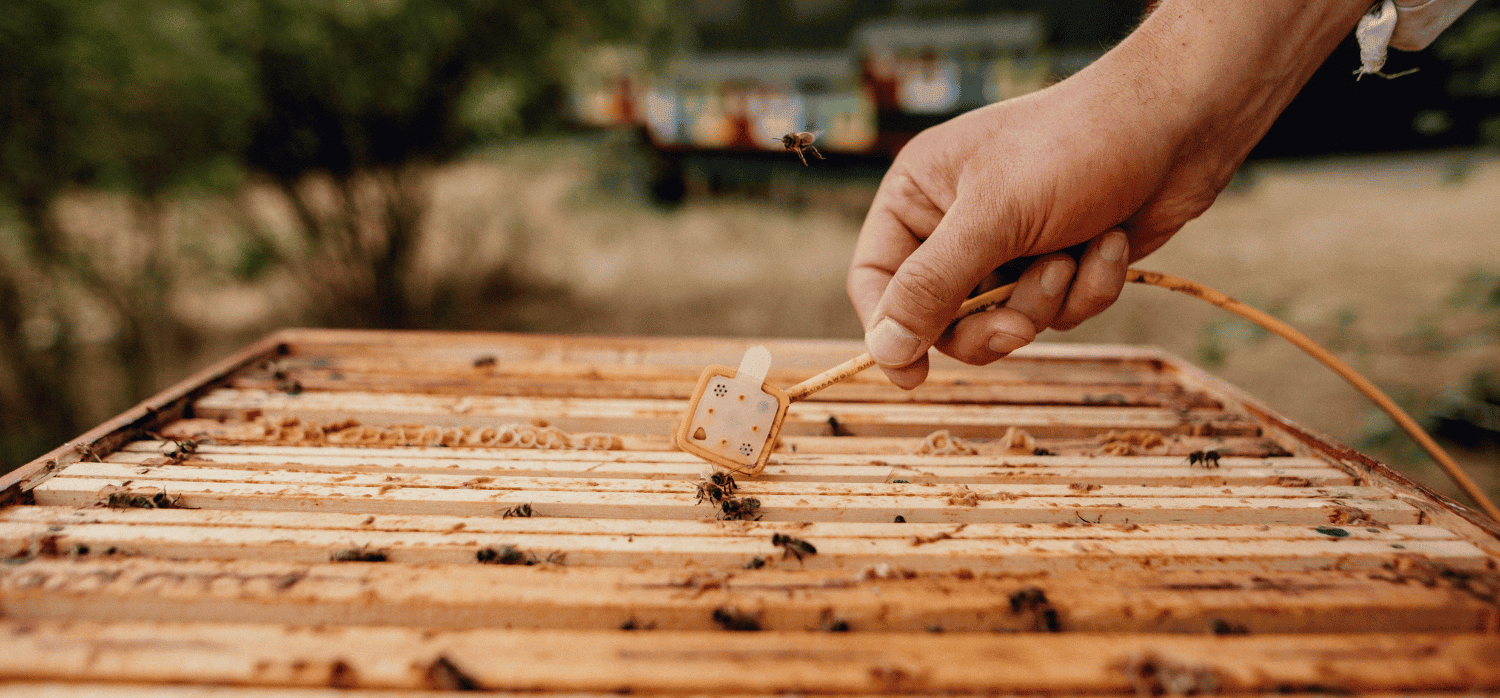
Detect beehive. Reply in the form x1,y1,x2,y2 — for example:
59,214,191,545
2,328,1498,695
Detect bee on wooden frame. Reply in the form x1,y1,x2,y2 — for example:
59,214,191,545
710,472,738,494
718,496,762,521
779,131,824,166
770,533,817,562
159,437,202,463
1187,449,1221,468
696,480,727,506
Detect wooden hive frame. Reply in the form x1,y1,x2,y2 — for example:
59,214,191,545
2,328,1498,696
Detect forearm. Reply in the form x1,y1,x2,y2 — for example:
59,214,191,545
1093,0,1372,170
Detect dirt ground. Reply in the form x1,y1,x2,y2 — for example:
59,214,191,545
420,141,1499,508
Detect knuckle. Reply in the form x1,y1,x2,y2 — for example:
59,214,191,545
888,262,957,322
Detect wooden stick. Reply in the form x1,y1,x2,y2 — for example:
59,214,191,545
785,282,1017,402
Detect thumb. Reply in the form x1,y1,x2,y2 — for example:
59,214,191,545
864,203,1013,387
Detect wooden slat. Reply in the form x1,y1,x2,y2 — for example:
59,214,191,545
191,388,1257,438
30,476,1423,525
0,505,1460,541
261,329,1175,384
153,419,1298,456
3,558,1495,634
5,515,1478,572
231,361,1222,408
1,619,1496,693
51,462,1387,502
106,447,1356,488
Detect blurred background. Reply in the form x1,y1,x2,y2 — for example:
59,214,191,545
2,0,1498,506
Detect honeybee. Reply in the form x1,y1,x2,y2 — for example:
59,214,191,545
710,472,738,494
330,546,388,562
718,496,761,521
696,481,727,506
1187,449,1221,468
779,131,824,166
711,607,761,631
476,545,529,565
159,437,202,463
501,503,534,518
770,533,817,562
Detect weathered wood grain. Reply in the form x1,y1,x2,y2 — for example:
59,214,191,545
3,558,1495,633
1,619,1497,693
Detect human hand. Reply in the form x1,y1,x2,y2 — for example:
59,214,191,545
847,0,1371,389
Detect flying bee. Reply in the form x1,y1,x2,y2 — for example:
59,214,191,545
718,496,762,521
771,533,817,562
779,131,824,166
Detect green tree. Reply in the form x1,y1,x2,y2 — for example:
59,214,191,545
238,0,671,327
0,0,677,474
1439,0,1500,144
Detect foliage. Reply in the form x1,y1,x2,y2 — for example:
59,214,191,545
1359,267,1500,460
1439,0,1500,145
0,0,678,474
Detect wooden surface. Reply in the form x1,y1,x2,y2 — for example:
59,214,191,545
2,328,1498,695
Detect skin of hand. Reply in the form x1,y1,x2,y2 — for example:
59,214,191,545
848,0,1373,389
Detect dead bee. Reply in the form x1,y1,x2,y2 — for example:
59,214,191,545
330,546,388,562
710,471,738,494
501,503,533,519
771,533,817,562
779,131,824,166
718,496,761,521
1032,447,1055,456
695,481,728,506
1187,449,1221,468
711,607,761,631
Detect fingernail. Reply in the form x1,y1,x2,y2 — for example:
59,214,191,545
988,331,1029,355
866,317,923,367
1040,260,1071,297
987,314,1034,355
1098,231,1127,263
